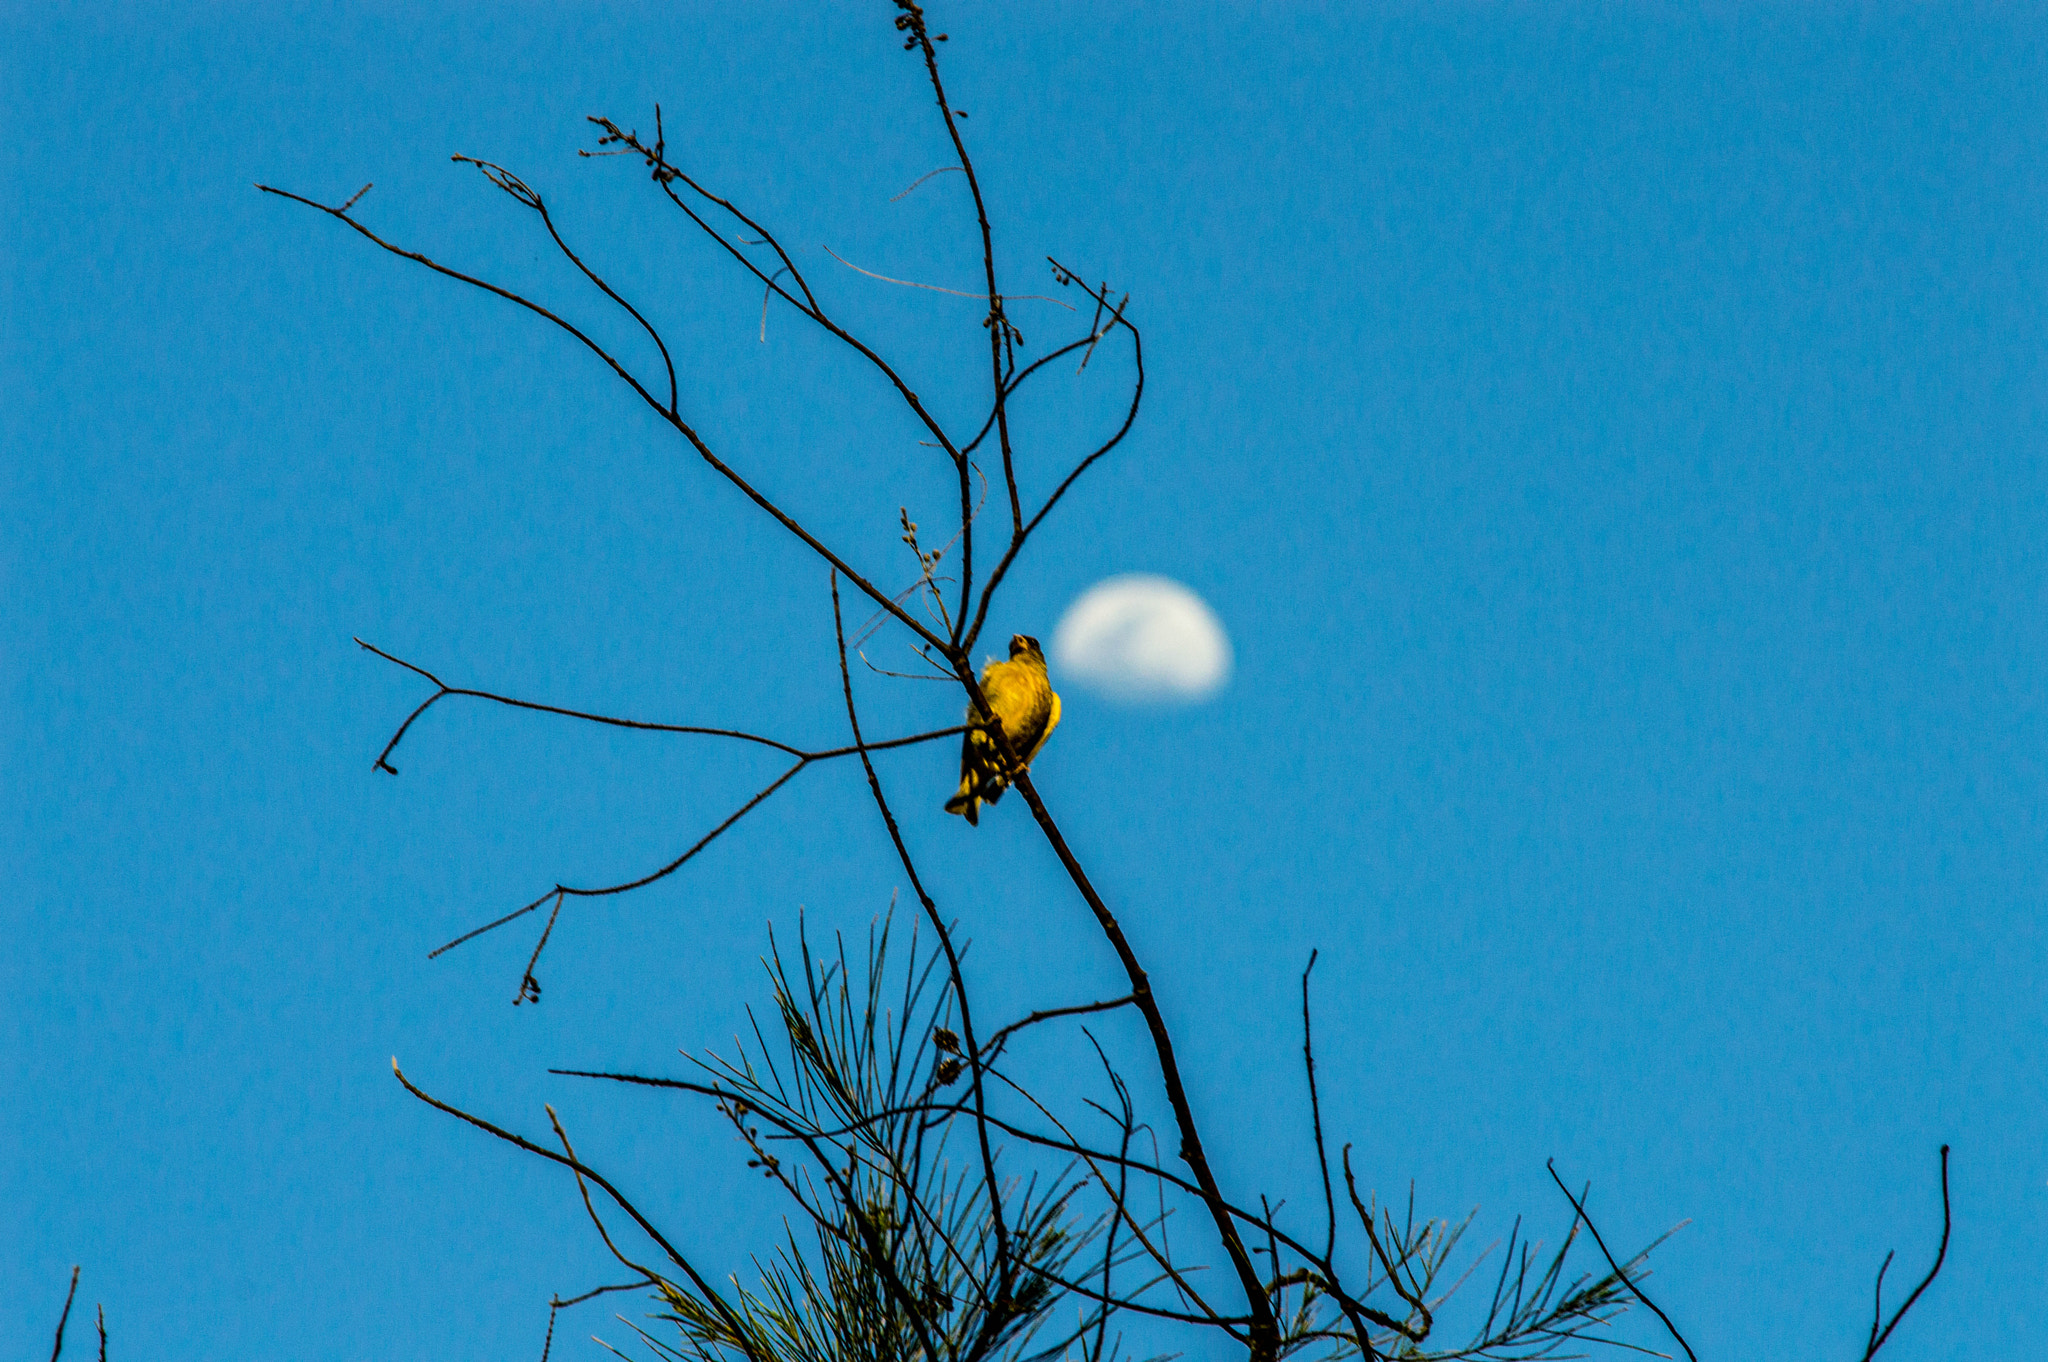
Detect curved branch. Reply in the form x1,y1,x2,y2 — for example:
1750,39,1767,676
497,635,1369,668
390,1060,765,1362
452,154,680,418
584,115,975,484
1546,1160,1693,1362
354,638,810,767
821,244,1073,308
413,710,966,987
1861,1144,1952,1362
896,0,1018,595
539,1284,643,1362
254,183,671,419
357,625,963,980
963,266,1142,654
977,995,1137,1066
891,164,964,201
1300,952,1338,1267
587,108,824,315
593,119,983,655
958,334,1105,460
1005,767,1280,1357
48,1265,79,1362
545,1105,664,1287
425,759,805,965
831,573,1019,1341
259,180,953,658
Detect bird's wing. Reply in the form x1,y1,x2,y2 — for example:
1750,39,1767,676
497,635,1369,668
1025,690,1061,763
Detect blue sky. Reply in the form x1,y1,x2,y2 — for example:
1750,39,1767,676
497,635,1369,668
7,3,2045,1357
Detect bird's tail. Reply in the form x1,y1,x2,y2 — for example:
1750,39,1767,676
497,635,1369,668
944,775,982,825
945,724,1018,826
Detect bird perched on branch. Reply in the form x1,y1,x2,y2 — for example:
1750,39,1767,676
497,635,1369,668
945,634,1061,825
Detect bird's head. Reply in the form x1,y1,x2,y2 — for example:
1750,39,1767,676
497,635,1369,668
1009,634,1043,660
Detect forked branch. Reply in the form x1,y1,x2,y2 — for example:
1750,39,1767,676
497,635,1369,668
831,572,1020,1343
254,178,953,658
1547,1160,1694,1362
390,1060,766,1362
1860,1144,1952,1362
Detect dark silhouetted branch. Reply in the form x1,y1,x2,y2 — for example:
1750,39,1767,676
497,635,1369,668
831,572,1019,1346
961,265,1142,654
353,637,812,771
978,995,1138,1065
256,179,951,656
1548,1159,1694,1362
1301,950,1338,1268
1007,767,1281,1361
1861,1144,1951,1362
451,153,681,418
49,1265,79,1362
391,1060,766,1362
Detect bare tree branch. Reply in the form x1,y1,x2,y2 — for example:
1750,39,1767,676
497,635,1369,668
961,265,1142,655
1007,767,1281,1359
390,1060,766,1362
255,179,954,657
276,11,1780,1362
978,996,1138,1065
353,637,814,769
1547,1160,1694,1362
48,1265,79,1362
452,153,681,418
831,572,1020,1344
1860,1144,1952,1362
1301,951,1338,1269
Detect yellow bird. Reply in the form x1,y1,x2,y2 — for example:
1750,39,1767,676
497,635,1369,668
945,634,1061,825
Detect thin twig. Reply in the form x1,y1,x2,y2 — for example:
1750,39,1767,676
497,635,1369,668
759,266,791,341
1340,1149,1430,1343
353,637,810,770
391,1060,767,1362
1861,1144,1952,1361
820,244,1072,307
1007,767,1281,1359
1301,950,1339,1269
961,265,1143,654
890,165,964,201
49,1265,79,1362
831,571,1018,1339
451,153,682,418
581,115,977,489
977,995,1137,1064
1865,1252,1895,1359
546,1106,663,1287
257,179,954,656
424,760,807,963
381,668,962,973
1547,1160,1695,1362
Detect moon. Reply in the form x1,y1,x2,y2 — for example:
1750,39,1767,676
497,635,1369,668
1052,575,1233,703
